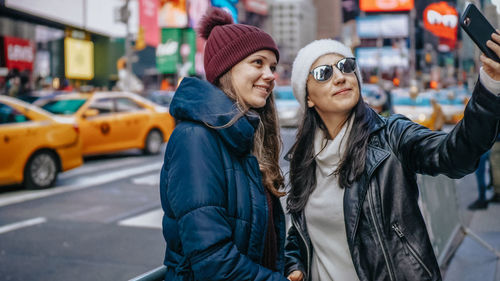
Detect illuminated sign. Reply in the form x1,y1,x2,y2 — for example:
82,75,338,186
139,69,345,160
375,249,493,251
157,28,196,75
357,14,408,38
423,2,458,42
360,0,413,12
64,37,94,80
139,0,159,46
159,0,188,28
3,36,35,71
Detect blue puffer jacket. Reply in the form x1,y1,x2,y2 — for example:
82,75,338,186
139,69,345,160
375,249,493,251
160,77,288,281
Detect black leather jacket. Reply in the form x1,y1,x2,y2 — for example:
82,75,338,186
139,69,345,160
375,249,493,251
285,81,500,281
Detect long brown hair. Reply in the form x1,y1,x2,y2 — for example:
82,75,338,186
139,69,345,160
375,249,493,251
217,72,285,197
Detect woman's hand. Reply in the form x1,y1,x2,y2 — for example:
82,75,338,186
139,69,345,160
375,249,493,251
481,29,500,81
287,270,304,281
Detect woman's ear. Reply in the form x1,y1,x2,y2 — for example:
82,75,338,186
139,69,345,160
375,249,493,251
307,96,315,108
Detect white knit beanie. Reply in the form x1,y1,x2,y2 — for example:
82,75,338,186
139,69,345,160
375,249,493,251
291,39,362,110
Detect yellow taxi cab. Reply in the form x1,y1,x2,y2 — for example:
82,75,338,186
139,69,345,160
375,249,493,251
35,91,175,156
0,96,83,189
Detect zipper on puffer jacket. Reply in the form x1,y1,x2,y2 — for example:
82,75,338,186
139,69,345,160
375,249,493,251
392,223,432,279
367,187,396,281
291,215,310,281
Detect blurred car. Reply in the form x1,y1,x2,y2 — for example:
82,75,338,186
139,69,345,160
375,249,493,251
35,91,175,156
274,85,301,127
17,90,69,104
0,96,83,189
362,84,392,116
146,90,175,108
391,88,469,129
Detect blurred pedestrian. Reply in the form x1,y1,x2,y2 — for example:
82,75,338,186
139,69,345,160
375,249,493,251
429,98,445,131
159,8,288,281
469,151,491,210
489,134,500,203
284,37,500,281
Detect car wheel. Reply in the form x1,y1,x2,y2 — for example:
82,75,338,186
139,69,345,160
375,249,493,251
24,151,58,189
144,130,163,155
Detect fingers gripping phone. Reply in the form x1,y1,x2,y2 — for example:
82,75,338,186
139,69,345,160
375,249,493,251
460,3,500,62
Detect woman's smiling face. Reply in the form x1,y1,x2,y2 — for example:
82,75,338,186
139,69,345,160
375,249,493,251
230,49,277,109
306,53,360,119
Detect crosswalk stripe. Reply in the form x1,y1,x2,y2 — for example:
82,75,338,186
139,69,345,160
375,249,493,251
132,173,160,186
0,217,47,234
118,208,162,229
0,162,162,208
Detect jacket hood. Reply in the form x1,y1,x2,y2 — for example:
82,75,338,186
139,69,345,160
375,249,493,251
169,77,260,155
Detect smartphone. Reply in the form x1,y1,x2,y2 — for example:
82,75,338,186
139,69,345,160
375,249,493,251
460,3,500,62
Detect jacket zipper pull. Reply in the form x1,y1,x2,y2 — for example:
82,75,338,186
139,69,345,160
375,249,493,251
392,224,409,255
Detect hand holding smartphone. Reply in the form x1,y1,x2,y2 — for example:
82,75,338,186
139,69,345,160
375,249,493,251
460,3,500,62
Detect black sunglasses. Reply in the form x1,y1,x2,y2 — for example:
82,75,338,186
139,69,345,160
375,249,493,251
309,57,357,82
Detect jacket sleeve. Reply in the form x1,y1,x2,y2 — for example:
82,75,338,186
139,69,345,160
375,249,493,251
390,80,500,178
164,124,288,281
284,223,306,277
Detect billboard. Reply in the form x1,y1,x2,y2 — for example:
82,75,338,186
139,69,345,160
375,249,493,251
139,0,159,46
423,2,458,42
356,47,409,70
357,14,408,38
3,36,35,71
157,28,196,75
360,0,414,12
211,0,239,23
188,0,211,28
64,38,94,80
159,0,188,28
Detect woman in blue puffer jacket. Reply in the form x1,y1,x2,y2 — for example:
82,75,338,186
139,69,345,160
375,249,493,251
159,8,289,281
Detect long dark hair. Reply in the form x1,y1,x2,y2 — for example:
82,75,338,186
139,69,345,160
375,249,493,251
287,79,372,213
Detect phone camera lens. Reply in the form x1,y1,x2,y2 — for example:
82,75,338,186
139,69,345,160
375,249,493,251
464,17,471,26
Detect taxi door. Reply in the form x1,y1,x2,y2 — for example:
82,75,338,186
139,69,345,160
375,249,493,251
78,97,120,155
113,97,149,148
0,103,35,184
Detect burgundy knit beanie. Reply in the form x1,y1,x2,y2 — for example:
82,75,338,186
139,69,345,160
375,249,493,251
198,8,280,84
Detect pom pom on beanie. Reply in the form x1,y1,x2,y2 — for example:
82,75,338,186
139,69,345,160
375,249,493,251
197,8,233,40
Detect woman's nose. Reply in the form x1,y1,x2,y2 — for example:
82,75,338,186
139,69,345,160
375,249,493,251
262,67,275,80
331,67,346,84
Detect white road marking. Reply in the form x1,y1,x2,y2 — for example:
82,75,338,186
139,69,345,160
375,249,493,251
118,208,162,229
0,162,162,208
59,157,149,179
132,173,160,186
0,217,47,234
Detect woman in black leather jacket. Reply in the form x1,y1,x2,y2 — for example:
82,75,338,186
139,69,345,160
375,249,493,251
285,36,500,281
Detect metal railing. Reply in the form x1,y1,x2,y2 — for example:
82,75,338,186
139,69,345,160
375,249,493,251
128,265,166,281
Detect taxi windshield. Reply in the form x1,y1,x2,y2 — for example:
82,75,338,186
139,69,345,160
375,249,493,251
41,99,87,115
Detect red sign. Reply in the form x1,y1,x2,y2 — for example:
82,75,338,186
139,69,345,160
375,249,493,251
423,2,458,42
139,0,159,47
360,0,413,12
3,36,34,71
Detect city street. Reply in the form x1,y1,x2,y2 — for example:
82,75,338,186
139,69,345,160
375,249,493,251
0,148,166,280
0,128,296,281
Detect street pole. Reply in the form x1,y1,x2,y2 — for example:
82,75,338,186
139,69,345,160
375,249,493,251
124,0,132,91
122,0,132,91
409,7,416,85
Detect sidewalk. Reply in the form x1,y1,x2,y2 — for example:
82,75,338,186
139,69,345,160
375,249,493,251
444,174,500,281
